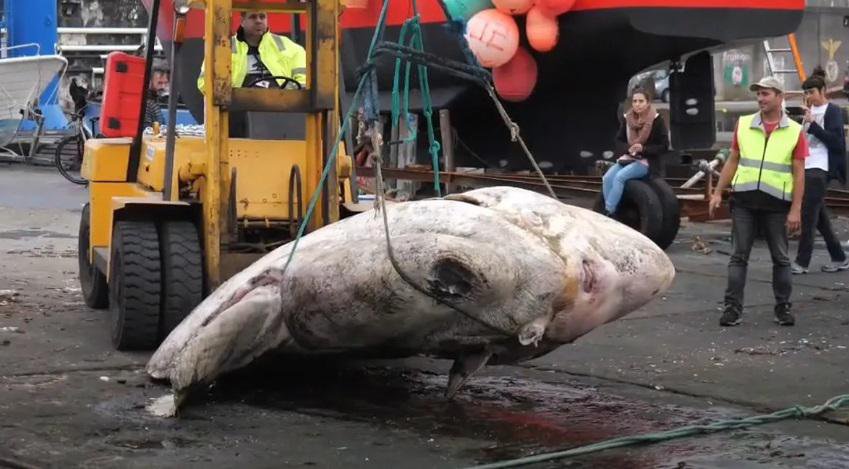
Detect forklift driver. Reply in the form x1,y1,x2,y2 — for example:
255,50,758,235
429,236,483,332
197,9,307,136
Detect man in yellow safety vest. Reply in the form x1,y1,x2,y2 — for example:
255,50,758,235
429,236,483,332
197,10,306,91
709,76,808,327
197,9,307,135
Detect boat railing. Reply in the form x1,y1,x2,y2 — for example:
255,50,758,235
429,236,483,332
57,28,163,80
57,27,163,55
1,27,161,76
0,42,40,58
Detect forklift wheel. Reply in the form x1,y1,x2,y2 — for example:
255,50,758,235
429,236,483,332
593,179,663,244
78,204,108,308
109,220,162,351
159,221,204,340
645,178,681,250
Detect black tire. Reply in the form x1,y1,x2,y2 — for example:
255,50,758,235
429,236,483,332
109,221,161,351
662,89,670,103
159,221,204,340
55,135,88,185
645,177,681,250
78,204,108,308
594,179,664,242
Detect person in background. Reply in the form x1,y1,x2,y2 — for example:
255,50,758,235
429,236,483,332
601,87,669,216
709,77,808,327
792,66,849,274
143,63,169,128
197,9,306,91
196,9,307,137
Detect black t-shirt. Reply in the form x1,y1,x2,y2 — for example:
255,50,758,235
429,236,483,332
243,45,273,88
143,89,164,128
731,191,790,212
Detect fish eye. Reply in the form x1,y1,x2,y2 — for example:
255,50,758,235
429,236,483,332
428,258,475,299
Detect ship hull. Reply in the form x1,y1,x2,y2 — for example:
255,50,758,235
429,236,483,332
340,5,803,172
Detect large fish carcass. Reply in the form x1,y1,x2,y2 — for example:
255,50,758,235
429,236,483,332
147,187,675,414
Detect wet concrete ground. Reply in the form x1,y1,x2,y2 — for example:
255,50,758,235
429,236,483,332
2,164,849,468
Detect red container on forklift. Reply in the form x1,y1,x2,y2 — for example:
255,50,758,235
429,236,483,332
100,52,146,137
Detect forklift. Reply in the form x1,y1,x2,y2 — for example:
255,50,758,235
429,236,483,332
77,0,354,350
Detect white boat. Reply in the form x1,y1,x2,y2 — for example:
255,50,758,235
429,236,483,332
0,54,68,150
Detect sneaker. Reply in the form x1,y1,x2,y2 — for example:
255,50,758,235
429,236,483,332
790,262,808,275
719,306,742,327
822,259,849,273
774,303,795,326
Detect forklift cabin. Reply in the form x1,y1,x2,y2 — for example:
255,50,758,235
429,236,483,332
77,0,353,351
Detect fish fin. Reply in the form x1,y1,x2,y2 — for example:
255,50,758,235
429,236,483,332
443,193,484,206
518,316,549,346
446,351,492,399
146,394,178,418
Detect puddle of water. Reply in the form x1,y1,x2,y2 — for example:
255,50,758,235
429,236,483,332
0,374,68,388
109,436,197,450
0,229,75,240
94,360,849,468
184,362,738,467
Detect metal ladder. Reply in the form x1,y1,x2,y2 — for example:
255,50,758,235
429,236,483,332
763,33,806,91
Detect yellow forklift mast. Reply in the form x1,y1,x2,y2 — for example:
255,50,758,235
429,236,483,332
77,0,353,351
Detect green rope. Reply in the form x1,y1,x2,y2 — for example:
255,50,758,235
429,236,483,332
390,19,411,133
390,17,417,147
413,25,442,195
280,0,443,275
388,9,441,196
466,393,849,469
277,0,394,278
278,77,367,278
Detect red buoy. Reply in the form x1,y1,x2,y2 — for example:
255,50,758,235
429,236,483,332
493,46,538,102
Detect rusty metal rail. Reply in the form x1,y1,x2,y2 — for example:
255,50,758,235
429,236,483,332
356,166,849,217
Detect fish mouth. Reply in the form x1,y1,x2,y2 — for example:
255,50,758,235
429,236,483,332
581,259,597,294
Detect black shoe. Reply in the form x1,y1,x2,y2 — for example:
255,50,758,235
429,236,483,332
774,303,795,326
719,306,742,326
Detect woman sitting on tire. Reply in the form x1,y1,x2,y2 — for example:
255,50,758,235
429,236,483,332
602,87,669,215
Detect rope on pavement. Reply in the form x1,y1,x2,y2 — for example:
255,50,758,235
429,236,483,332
466,393,849,469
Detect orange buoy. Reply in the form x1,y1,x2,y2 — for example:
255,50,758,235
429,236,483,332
493,46,538,102
492,0,533,15
535,0,576,15
465,9,520,68
526,6,558,53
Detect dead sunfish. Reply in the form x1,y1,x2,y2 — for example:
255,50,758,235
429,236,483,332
146,186,674,415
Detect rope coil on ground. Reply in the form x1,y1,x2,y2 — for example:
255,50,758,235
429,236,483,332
465,394,849,469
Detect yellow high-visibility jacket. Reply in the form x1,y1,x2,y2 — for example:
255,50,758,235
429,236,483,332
197,31,306,92
732,112,801,201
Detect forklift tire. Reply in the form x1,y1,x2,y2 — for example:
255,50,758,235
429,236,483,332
593,179,663,243
78,203,108,308
645,177,681,250
109,220,162,351
158,221,204,340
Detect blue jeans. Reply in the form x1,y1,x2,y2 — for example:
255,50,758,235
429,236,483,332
602,162,650,213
